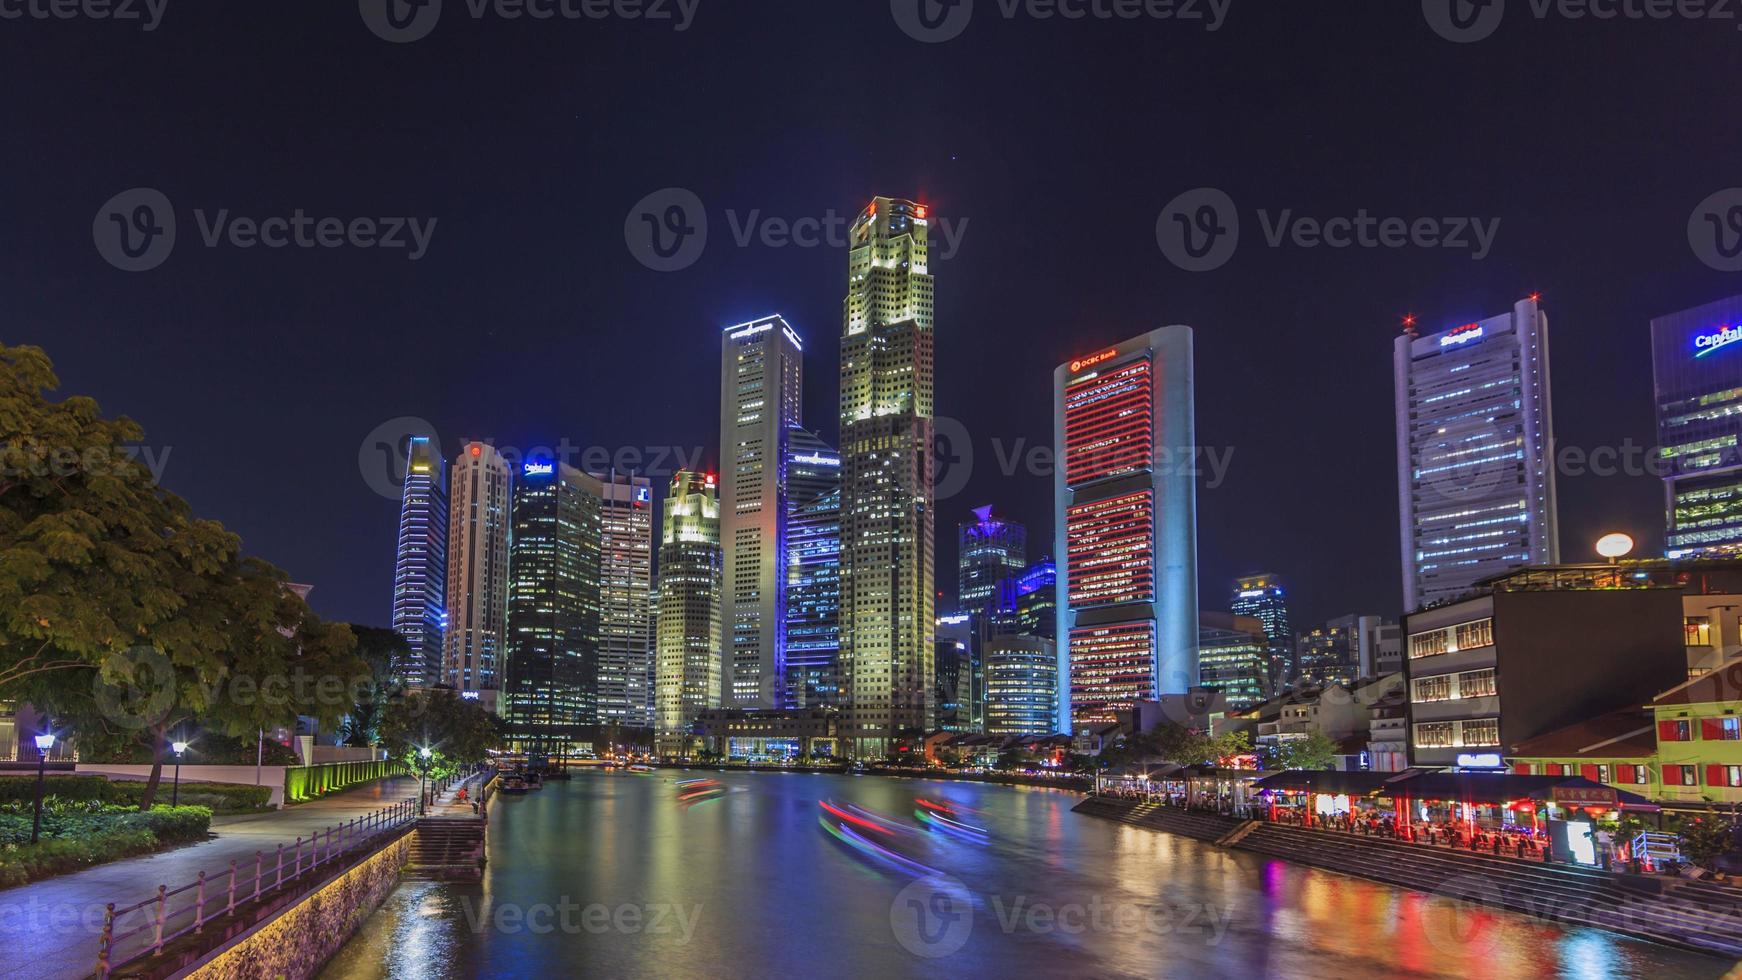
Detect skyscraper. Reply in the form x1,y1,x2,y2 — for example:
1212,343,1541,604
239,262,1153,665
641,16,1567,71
1231,573,1293,684
1054,326,1198,732
984,635,1058,736
958,506,1027,616
934,614,982,733
391,435,447,687
721,315,805,710
596,472,655,728
839,196,936,757
785,427,841,709
1007,558,1057,641
1653,294,1742,558
1395,296,1559,610
444,441,511,708
505,460,600,729
655,471,723,757
1197,613,1267,711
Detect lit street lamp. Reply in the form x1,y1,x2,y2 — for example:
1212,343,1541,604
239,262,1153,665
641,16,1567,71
1596,532,1635,564
30,732,56,845
171,740,188,806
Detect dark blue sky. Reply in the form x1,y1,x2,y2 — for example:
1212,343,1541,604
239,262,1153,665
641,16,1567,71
2,1,1733,631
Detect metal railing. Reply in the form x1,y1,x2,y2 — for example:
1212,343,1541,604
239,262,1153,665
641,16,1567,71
94,797,419,977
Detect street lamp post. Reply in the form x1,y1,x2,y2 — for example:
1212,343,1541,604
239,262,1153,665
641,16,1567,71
30,732,56,845
171,741,188,806
418,747,433,815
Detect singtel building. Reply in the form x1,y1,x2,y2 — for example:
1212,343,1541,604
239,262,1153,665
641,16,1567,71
1653,294,1742,558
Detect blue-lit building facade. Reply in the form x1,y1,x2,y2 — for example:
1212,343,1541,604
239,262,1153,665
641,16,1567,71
785,427,841,709
1653,294,1742,558
935,613,981,732
392,436,447,687
959,506,1027,616
1005,559,1057,640
1054,326,1199,732
1394,297,1560,610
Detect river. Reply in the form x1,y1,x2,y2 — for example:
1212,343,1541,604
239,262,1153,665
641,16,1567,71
320,770,1728,979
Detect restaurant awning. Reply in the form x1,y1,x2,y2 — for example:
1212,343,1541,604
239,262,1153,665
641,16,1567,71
1251,769,1654,808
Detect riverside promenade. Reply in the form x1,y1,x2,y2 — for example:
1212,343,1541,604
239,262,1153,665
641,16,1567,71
0,775,422,980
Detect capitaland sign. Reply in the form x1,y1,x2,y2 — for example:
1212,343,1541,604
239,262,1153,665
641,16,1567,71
523,461,555,476
1438,323,1484,348
1694,324,1742,359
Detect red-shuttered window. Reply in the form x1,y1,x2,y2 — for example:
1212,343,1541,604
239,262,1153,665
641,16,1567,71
1545,763,1565,776
1581,764,1600,782
1703,717,1742,741
1709,765,1728,787
1512,763,1531,776
1660,720,1692,741
1617,764,1648,785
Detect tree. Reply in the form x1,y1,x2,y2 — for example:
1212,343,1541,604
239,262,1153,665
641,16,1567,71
1678,815,1738,873
31,556,366,808
0,344,233,691
339,626,408,746
379,688,503,770
1271,730,1340,771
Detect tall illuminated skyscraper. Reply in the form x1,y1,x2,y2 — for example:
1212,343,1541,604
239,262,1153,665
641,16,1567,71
1395,296,1559,610
985,635,1058,736
720,315,805,710
655,471,723,757
391,436,447,687
839,196,936,757
958,506,1027,616
596,472,655,728
1653,294,1742,557
443,441,511,708
1197,612,1268,711
785,427,840,709
506,459,600,728
1230,573,1293,683
1054,327,1198,732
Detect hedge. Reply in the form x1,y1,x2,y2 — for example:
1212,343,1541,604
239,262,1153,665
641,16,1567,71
0,805,213,889
77,733,300,766
0,776,271,814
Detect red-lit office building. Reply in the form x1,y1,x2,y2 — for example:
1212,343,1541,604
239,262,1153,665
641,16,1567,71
1053,326,1198,731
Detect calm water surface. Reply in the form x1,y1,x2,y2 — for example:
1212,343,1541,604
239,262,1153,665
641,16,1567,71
321,771,1729,979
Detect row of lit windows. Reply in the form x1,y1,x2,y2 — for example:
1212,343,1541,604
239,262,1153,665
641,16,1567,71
1408,618,1494,658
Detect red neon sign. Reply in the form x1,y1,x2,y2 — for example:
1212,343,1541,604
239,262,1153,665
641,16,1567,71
1069,348,1119,374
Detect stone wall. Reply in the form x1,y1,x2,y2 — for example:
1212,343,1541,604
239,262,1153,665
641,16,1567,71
179,834,411,980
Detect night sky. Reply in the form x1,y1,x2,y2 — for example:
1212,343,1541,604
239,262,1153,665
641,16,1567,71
3,1,1734,632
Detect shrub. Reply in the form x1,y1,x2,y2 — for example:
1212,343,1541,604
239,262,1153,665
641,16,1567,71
0,805,211,888
0,777,270,815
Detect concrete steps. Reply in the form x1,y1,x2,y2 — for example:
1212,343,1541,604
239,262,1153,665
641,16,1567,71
1071,797,1244,842
405,817,486,880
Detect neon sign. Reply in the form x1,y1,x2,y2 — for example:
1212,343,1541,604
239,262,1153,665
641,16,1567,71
1070,348,1119,373
523,462,554,477
792,453,840,467
1694,324,1742,359
1439,323,1484,348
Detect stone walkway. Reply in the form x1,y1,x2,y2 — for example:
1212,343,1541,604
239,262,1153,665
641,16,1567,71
0,775,420,980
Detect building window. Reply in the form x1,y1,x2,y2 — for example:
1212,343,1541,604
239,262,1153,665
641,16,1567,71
1679,765,1699,787
1700,717,1742,741
1596,764,1612,785
1414,722,1455,748
1460,718,1499,747
1412,675,1453,703
1454,619,1494,651
1685,616,1713,647
1457,668,1497,699
1408,630,1449,659
1659,719,1693,742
